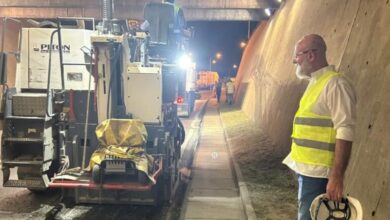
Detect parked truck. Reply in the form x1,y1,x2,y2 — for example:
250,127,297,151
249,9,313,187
196,70,219,90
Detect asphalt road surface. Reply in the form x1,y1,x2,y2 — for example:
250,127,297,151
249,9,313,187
0,94,209,220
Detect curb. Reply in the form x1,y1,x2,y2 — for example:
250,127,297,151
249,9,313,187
178,99,209,220
219,107,257,220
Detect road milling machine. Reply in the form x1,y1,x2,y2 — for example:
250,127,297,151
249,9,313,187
0,0,189,205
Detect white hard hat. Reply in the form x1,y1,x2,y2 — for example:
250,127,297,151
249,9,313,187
310,194,363,220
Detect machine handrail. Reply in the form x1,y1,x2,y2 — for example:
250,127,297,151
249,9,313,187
1,17,22,62
46,29,59,117
54,16,96,92
45,17,97,117
56,18,66,90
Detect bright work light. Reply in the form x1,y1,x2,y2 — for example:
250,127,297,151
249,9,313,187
178,54,192,69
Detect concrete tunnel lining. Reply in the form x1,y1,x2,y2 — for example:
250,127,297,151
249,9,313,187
235,0,390,219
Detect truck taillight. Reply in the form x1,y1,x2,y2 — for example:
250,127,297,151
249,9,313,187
176,96,184,104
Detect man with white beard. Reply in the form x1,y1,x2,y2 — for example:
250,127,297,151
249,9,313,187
283,34,357,220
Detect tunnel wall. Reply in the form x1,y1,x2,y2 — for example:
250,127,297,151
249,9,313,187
236,0,390,219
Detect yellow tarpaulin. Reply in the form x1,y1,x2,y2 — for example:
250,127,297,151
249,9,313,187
89,119,155,184
95,118,147,147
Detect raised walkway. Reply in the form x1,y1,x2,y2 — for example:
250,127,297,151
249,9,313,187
180,99,246,220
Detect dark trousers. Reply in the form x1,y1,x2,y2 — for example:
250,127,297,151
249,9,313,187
216,91,221,102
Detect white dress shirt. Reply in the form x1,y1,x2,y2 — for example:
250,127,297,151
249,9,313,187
283,65,357,178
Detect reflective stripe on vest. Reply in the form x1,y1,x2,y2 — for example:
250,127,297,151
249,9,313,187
292,138,335,151
291,71,340,167
295,117,334,127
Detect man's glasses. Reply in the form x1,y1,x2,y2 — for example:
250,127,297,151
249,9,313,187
293,48,318,63
294,48,317,58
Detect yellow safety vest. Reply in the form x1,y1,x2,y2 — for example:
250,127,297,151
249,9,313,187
291,71,341,167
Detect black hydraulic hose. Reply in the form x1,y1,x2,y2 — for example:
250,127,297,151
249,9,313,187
178,118,185,145
106,44,123,119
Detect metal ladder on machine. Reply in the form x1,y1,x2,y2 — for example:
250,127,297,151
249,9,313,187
1,17,95,190
2,89,57,189
1,17,65,190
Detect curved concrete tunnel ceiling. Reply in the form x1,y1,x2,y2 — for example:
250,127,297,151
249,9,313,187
0,0,280,21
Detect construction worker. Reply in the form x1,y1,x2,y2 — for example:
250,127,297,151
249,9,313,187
226,79,234,105
282,34,357,220
214,80,222,103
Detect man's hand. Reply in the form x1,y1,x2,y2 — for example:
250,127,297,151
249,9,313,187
326,175,344,202
326,139,352,202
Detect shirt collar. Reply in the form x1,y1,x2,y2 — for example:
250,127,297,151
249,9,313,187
310,65,336,80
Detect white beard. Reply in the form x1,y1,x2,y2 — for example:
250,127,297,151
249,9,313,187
295,64,310,80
